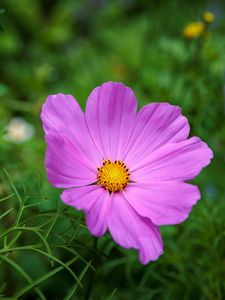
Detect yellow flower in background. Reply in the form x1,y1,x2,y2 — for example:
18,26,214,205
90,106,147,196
183,21,205,39
203,11,215,23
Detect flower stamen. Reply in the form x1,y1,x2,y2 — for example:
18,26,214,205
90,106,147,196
97,159,130,192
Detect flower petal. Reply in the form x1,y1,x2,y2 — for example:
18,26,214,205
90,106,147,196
45,132,97,188
131,137,213,182
125,182,200,226
41,93,102,166
61,185,110,237
85,82,137,161
108,192,163,264
123,103,190,166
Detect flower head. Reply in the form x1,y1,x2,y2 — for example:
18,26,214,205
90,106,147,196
4,117,34,143
183,21,205,39
41,82,213,264
203,11,215,23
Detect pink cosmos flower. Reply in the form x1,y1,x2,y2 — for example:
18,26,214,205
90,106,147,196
41,82,213,264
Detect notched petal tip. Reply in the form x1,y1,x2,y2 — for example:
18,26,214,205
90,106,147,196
138,220,164,264
108,193,164,265
125,182,202,228
40,93,80,134
139,246,163,265
131,136,214,183
99,81,131,89
85,81,138,160
194,137,214,168
123,101,191,166
86,81,138,107
41,93,73,115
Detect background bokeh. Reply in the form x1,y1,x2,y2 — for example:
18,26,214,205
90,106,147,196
0,0,225,299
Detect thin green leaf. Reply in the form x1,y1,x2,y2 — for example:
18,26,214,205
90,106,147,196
0,247,82,287
0,297,18,300
3,236,7,248
24,199,52,209
8,228,24,247
3,169,22,205
44,208,60,239
0,245,41,254
57,246,95,271
0,254,46,300
15,256,79,298
107,288,118,300
63,260,92,300
11,227,53,262
0,193,14,203
0,208,14,220
0,282,6,293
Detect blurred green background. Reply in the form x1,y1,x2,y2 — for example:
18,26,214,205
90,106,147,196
0,0,225,299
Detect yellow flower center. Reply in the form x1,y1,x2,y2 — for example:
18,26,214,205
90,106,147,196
97,159,130,192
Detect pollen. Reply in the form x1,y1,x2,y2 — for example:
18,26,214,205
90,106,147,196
97,159,130,192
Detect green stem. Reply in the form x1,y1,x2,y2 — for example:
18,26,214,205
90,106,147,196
84,237,99,300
